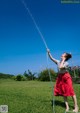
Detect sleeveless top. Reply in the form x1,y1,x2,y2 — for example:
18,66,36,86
56,60,69,74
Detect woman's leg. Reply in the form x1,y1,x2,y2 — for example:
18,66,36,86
64,96,69,111
72,95,78,112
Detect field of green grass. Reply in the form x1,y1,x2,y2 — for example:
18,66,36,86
0,79,80,113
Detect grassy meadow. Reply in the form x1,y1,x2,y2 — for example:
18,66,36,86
0,79,80,113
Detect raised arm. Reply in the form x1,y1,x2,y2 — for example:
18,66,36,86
47,49,58,64
59,58,69,69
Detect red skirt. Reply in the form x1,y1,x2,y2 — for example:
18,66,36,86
54,72,75,96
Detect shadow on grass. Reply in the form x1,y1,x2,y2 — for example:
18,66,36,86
51,100,65,108
51,100,73,109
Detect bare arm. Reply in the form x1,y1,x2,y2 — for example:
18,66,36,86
47,49,58,64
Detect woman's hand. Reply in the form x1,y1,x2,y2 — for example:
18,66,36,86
47,48,50,53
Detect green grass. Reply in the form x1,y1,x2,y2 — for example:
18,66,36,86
0,79,80,113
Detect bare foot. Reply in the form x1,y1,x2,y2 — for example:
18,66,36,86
73,106,79,112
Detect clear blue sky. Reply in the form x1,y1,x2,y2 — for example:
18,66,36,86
0,0,80,75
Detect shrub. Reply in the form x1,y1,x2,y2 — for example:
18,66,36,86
16,74,23,81
38,68,56,81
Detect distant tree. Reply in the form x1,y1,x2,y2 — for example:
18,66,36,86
38,68,57,81
68,66,80,77
0,73,14,79
23,71,29,78
68,66,80,84
16,74,22,81
23,70,36,80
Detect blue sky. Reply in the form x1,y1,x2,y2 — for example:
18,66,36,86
0,0,80,75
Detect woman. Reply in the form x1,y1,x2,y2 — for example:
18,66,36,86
47,49,78,112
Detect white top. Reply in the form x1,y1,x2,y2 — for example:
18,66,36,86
56,60,69,73
48,52,69,73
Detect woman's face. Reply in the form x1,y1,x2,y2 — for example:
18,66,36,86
61,53,66,60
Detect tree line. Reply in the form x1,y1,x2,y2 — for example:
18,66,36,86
0,66,80,83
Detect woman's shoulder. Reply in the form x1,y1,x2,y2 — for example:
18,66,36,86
64,61,69,67
65,61,69,65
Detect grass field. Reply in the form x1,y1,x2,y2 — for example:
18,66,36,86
0,79,80,113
